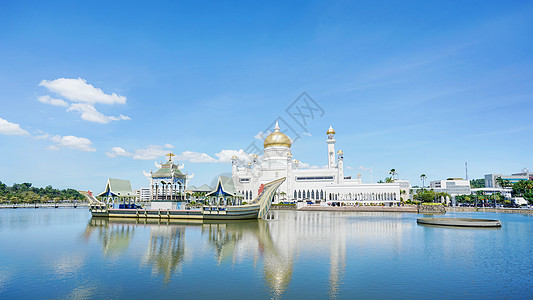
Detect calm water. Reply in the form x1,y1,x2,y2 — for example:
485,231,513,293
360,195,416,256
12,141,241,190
0,208,532,299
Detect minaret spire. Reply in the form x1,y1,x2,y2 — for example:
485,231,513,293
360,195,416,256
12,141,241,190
274,120,280,132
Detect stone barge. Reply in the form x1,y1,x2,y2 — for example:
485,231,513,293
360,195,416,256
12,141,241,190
417,217,502,227
85,178,285,220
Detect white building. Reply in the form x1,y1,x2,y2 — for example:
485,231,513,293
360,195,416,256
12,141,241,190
135,188,151,202
429,178,471,196
485,172,531,188
231,122,402,205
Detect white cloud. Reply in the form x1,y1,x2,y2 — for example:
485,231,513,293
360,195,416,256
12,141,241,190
302,132,312,136
0,117,29,136
254,131,270,140
176,151,217,163
300,163,328,169
67,103,130,124
358,166,371,171
35,133,50,140
39,78,126,105
107,145,252,164
215,149,251,163
106,147,132,158
38,95,69,107
50,135,96,152
46,145,60,151
129,145,174,160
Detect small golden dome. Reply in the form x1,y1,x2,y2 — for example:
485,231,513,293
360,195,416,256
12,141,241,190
327,125,335,135
264,121,291,148
231,155,237,159
337,150,343,155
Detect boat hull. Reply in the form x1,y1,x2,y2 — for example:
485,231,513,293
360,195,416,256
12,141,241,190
90,205,261,220
89,177,286,220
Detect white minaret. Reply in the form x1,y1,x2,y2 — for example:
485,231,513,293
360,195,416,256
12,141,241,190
231,155,238,175
337,150,344,184
327,125,336,169
286,151,293,200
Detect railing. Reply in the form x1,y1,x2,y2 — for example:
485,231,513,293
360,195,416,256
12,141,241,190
0,203,88,209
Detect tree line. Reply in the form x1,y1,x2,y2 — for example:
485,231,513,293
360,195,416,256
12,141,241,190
0,181,84,203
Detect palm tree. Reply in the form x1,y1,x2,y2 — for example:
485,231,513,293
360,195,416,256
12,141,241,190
495,176,504,188
389,169,397,180
503,179,512,188
420,174,427,190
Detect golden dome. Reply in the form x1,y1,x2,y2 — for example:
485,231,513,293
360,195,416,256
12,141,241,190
337,150,343,155
264,121,291,148
327,125,335,135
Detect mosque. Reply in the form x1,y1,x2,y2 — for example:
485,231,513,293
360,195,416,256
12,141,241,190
231,122,403,205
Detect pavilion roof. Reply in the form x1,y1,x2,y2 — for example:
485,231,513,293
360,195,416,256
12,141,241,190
206,176,243,197
196,184,213,192
97,178,134,197
186,184,213,193
152,161,186,179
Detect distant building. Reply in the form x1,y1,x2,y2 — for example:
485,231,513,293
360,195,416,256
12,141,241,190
135,188,150,202
395,179,411,201
484,172,530,188
429,178,471,196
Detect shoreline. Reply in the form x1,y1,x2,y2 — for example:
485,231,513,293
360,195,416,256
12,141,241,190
272,205,533,214
0,203,88,209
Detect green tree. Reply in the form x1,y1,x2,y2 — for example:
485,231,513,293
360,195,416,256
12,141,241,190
495,177,504,188
413,189,441,203
512,180,533,203
470,179,485,188
389,169,397,180
420,174,427,190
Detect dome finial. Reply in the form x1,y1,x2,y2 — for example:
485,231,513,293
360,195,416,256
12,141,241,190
327,125,335,135
263,120,291,148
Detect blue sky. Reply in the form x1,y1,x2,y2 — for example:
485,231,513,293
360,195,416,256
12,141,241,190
1,0,532,191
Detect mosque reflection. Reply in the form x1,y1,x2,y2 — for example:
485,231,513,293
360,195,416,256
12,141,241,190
85,211,413,298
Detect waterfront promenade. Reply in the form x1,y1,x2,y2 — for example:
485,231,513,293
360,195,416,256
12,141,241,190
298,205,418,213
273,204,533,214
0,203,88,209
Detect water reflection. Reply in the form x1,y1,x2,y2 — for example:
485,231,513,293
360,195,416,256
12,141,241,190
85,211,417,298
202,219,293,298
86,218,136,256
141,224,186,283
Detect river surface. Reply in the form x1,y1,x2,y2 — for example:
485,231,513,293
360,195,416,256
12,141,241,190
0,208,531,299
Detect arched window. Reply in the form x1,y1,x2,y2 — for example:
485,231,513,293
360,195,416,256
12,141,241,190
294,190,297,199
298,190,301,199
307,190,310,199
320,190,324,200
311,190,315,199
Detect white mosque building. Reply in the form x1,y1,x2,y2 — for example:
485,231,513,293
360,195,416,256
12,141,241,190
232,122,402,205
